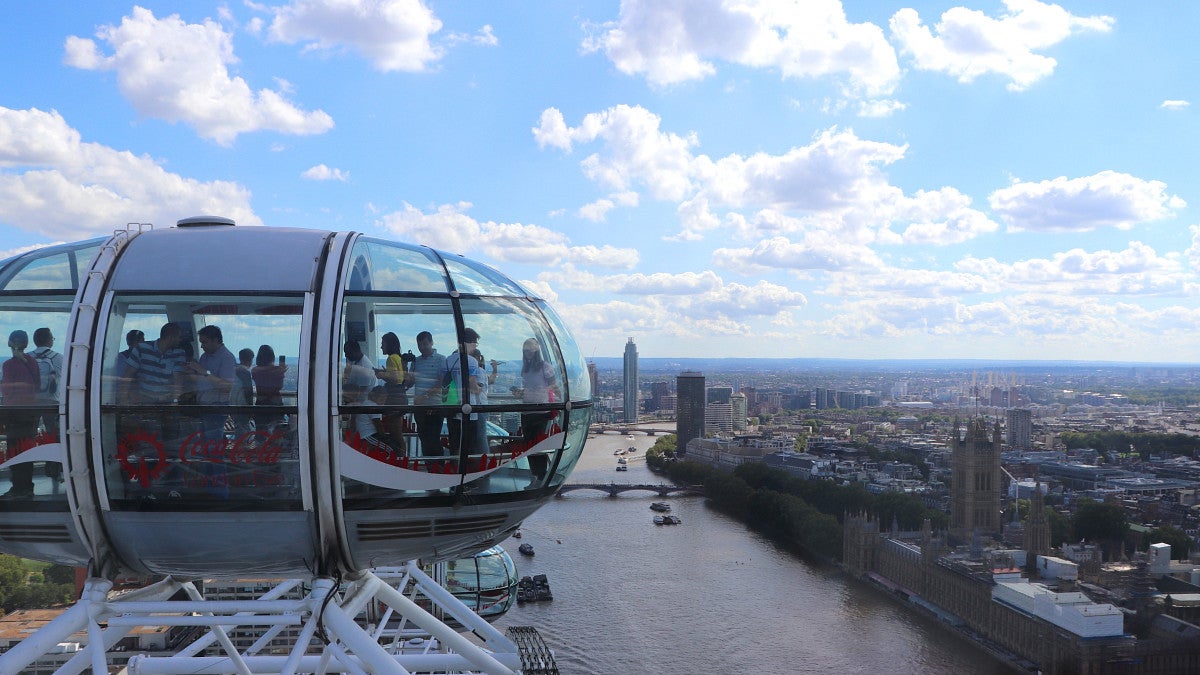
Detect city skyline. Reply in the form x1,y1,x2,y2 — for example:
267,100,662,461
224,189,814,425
3,3,1200,362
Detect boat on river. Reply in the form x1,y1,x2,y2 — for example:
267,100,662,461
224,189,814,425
518,543,535,557
517,574,553,603
650,502,671,512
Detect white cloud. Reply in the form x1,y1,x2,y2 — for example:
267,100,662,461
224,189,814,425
577,190,638,221
64,7,333,145
892,187,1000,244
0,106,260,238
989,170,1185,232
301,164,349,181
537,105,1003,248
712,234,884,274
956,242,1189,295
1161,100,1190,110
583,0,901,96
890,0,1114,91
857,99,907,118
446,25,498,48
541,265,806,337
376,202,639,268
266,0,444,72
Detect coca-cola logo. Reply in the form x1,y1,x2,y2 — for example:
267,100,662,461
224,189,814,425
116,430,168,487
178,429,287,465
113,427,291,489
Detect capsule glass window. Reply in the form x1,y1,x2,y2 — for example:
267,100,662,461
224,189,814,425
100,293,304,509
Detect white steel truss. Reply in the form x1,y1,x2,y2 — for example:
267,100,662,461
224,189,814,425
0,563,543,675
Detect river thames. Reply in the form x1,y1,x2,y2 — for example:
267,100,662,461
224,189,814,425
488,430,1012,674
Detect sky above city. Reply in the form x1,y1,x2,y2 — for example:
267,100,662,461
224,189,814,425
1,1,1198,363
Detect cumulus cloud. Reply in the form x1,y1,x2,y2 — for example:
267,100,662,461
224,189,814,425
301,164,349,181
577,191,638,222
892,187,1001,244
0,106,260,238
64,6,333,145
712,234,884,275
376,202,639,268
890,0,1114,91
1161,100,1190,110
583,0,901,96
956,242,1189,295
541,265,806,337
989,170,1185,232
265,0,445,71
537,105,1002,248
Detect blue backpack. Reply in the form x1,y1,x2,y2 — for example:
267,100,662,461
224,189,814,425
31,348,58,399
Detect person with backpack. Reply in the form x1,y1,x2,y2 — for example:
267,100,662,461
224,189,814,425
29,327,63,482
29,328,61,406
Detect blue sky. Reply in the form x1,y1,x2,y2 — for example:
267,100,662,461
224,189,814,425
2,1,1199,362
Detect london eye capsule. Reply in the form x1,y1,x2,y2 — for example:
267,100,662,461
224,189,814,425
0,218,592,579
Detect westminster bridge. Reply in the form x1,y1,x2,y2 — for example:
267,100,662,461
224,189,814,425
557,483,704,498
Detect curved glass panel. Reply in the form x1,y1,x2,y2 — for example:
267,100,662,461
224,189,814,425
337,292,468,503
441,255,528,297
345,238,450,293
337,294,571,502
548,406,592,489
0,295,71,508
443,546,517,619
536,300,591,402
100,293,304,510
0,239,103,292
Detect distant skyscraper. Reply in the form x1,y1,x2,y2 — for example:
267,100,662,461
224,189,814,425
676,371,705,452
587,361,599,402
1005,408,1032,450
731,393,748,431
622,337,639,423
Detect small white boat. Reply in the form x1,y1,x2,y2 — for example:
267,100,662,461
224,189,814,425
617,458,627,465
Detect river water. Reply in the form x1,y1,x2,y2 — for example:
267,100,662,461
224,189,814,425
488,431,1011,674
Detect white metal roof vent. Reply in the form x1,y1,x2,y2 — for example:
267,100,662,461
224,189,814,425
176,215,236,227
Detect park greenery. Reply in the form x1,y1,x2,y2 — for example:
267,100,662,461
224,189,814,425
1059,431,1200,459
0,555,75,614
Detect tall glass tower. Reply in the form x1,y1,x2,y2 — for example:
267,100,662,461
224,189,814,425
623,338,639,423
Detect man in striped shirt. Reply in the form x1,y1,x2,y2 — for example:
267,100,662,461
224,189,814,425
123,323,186,404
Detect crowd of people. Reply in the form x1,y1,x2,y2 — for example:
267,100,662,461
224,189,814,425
1,321,563,497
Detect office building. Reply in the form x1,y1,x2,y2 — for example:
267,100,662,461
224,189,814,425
622,338,638,423
1006,408,1032,450
676,371,705,452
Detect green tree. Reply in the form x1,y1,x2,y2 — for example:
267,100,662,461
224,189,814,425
1144,525,1192,560
1072,500,1128,555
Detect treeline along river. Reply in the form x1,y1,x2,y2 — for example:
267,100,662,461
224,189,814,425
488,431,1011,674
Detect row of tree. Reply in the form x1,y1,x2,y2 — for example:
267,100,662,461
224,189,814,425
646,435,944,561
1060,431,1200,459
647,435,1193,562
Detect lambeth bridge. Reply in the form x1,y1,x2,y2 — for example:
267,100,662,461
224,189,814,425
557,483,705,498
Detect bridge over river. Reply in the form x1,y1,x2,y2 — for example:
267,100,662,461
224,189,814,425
557,483,705,498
